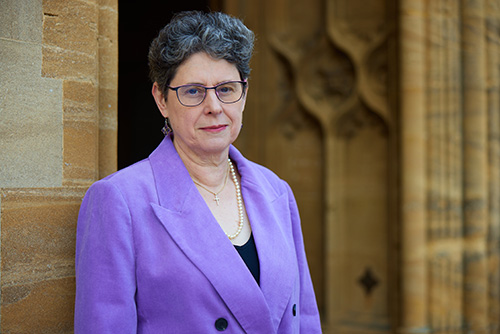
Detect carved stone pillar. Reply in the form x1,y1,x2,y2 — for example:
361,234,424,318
426,0,464,332
399,0,428,332
486,1,500,330
462,0,489,331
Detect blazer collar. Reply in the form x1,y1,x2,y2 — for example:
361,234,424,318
149,137,296,332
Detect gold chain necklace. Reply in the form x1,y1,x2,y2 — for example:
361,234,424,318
191,159,244,240
192,165,229,206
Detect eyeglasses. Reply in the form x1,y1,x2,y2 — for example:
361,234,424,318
167,80,247,107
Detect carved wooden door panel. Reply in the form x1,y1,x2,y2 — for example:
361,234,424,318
223,0,398,333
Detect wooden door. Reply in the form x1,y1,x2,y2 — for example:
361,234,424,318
222,1,398,332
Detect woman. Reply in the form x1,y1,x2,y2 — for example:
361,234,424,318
75,11,321,333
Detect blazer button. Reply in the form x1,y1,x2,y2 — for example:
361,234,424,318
292,304,297,316
215,318,228,331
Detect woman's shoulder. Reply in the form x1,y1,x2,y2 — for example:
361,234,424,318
103,158,153,183
231,147,289,195
85,157,156,200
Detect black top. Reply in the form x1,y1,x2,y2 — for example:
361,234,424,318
234,234,260,285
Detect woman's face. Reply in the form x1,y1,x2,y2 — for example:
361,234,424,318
153,52,247,159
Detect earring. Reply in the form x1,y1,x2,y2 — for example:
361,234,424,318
161,118,172,136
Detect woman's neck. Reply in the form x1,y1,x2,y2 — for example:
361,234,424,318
174,139,230,189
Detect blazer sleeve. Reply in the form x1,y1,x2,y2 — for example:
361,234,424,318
286,182,323,333
74,180,137,333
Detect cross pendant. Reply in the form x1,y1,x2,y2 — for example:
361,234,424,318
214,194,220,206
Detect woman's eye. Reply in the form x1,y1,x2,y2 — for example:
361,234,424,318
180,86,205,97
185,87,203,96
218,85,234,94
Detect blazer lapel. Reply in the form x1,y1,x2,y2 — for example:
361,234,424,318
148,137,275,333
230,146,297,331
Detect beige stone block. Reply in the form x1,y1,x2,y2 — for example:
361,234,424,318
99,0,118,10
42,45,97,81
0,39,63,188
0,190,80,282
99,87,118,130
2,278,75,333
99,128,118,178
63,119,99,182
42,0,98,55
98,5,118,92
98,40,118,89
1,195,80,282
0,0,42,43
98,4,118,41
63,80,98,116
0,189,81,332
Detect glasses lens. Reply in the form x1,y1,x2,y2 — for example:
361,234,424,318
177,85,205,106
216,82,244,103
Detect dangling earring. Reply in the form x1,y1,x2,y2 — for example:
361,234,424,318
161,117,172,136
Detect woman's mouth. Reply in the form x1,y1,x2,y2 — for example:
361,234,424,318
201,124,228,133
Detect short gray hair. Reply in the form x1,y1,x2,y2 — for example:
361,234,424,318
148,11,255,95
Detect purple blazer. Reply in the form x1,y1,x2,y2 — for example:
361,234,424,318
75,137,322,333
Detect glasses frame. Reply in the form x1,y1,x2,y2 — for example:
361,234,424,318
167,80,248,107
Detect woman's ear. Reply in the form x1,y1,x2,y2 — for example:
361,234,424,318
152,82,168,118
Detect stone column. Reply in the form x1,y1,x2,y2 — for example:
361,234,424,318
486,0,500,329
461,0,489,331
98,2,119,178
399,0,429,332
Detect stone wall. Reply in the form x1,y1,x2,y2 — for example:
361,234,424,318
0,0,118,332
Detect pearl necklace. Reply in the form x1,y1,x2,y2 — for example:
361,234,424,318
227,158,244,240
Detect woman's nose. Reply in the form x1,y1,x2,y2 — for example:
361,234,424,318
203,89,223,113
